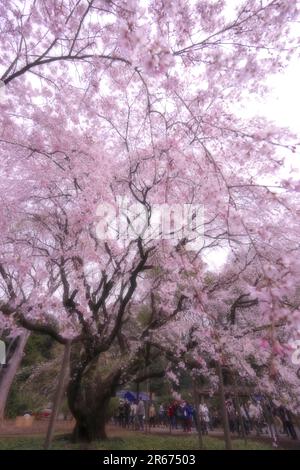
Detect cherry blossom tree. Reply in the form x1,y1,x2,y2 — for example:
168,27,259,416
154,248,300,415
1,0,300,442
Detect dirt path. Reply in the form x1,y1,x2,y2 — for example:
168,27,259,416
0,420,134,439
0,419,74,437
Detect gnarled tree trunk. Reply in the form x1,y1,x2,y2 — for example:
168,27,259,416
67,356,120,442
70,393,111,441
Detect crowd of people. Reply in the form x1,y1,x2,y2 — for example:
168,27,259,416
226,398,298,442
114,399,197,432
113,396,298,442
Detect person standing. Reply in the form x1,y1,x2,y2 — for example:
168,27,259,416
279,406,297,440
149,402,156,428
262,401,278,446
118,400,125,427
182,402,193,432
124,400,130,428
167,402,176,430
240,403,250,435
176,402,184,430
248,400,261,436
199,402,209,434
137,399,145,431
158,404,165,427
226,399,237,434
187,403,194,432
285,409,297,440
130,400,138,429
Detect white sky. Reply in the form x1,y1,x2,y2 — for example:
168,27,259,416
243,58,300,135
204,57,300,271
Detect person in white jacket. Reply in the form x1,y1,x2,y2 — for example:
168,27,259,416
199,403,210,434
137,399,145,431
130,401,138,429
248,401,262,436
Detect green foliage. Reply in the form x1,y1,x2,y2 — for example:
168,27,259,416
5,388,45,418
22,333,55,367
137,305,152,327
60,398,71,417
107,397,120,419
149,377,168,397
5,333,58,418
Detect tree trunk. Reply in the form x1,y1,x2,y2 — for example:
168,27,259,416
71,396,110,442
67,356,120,443
0,331,29,423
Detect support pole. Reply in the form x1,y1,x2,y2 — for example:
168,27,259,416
44,341,71,449
217,361,232,450
232,371,247,445
192,379,204,449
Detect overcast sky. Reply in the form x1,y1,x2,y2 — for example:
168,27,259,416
245,57,300,135
204,56,300,271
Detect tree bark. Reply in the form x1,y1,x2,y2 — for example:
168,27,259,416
67,356,120,442
0,331,29,423
71,396,110,442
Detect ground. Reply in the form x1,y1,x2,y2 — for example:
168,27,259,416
0,421,299,450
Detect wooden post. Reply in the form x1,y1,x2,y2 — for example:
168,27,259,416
146,377,150,434
217,361,232,450
192,379,204,449
232,371,247,445
44,341,71,449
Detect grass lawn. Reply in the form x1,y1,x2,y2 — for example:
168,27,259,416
0,433,275,450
